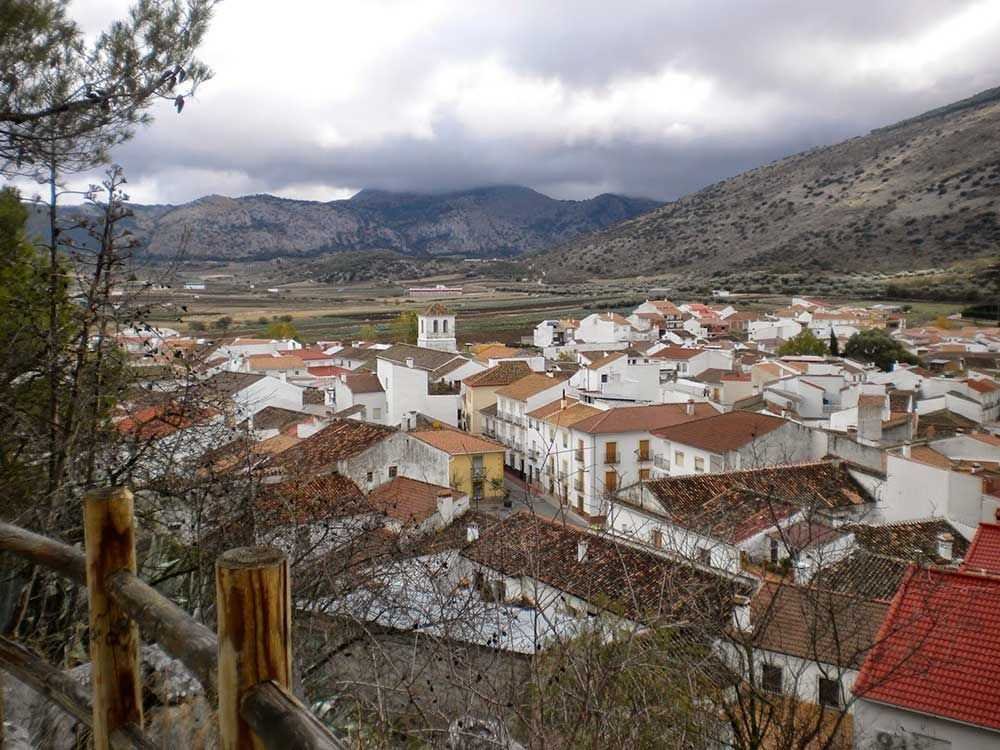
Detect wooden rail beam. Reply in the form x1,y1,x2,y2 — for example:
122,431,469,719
0,636,155,750
216,546,293,750
242,680,346,750
83,487,143,750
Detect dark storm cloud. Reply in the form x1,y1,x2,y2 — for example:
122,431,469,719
85,0,1000,204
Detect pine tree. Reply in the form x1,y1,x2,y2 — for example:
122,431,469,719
829,329,840,357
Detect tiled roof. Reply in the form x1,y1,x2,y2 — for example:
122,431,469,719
965,378,999,394
201,371,266,396
464,511,741,625
652,346,703,361
584,352,625,370
647,300,683,316
572,403,716,435
814,551,912,602
307,365,351,377
532,401,603,429
247,355,306,370
643,462,869,544
463,361,531,388
692,368,731,384
378,343,463,372
474,344,521,361
423,302,451,315
749,582,888,668
962,522,1000,576
117,403,216,440
296,349,333,361
251,406,313,432
275,419,396,473
408,427,504,456
368,476,454,524
494,372,570,401
853,567,1000,731
256,474,370,524
846,519,969,564
343,372,384,394
767,519,845,552
651,411,788,453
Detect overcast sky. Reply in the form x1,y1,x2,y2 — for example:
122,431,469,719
64,0,1000,204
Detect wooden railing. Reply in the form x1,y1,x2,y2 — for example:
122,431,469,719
0,487,345,750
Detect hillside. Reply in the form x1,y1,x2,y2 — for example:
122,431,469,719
29,185,658,262
534,86,1000,279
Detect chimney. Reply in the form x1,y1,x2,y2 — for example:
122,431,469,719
936,532,954,562
686,399,694,416
902,442,911,458
466,523,479,543
437,490,454,525
732,594,751,633
793,557,814,584
405,357,414,369
577,538,589,563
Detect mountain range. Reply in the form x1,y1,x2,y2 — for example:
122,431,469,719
29,186,659,262
534,85,1000,278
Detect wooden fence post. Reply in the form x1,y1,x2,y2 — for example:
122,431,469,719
83,487,143,750
216,546,292,750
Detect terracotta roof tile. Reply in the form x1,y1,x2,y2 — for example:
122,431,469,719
378,343,464,372
643,462,869,544
572,403,716,435
409,427,505,456
251,406,313,432
749,582,888,668
853,567,1000,731
961,523,1000,576
343,372,384,394
368,476,455,524
651,346,703,361
494,372,570,401
275,419,396,473
652,411,788,453
846,519,969,564
463,361,532,388
256,474,370,524
464,511,742,624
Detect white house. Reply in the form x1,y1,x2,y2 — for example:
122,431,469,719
417,303,457,352
492,372,572,479
199,371,304,422
376,344,485,428
576,312,637,345
651,411,817,477
333,371,387,423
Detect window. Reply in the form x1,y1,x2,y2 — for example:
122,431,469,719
604,471,618,493
601,373,609,383
639,468,651,482
576,439,584,462
433,319,439,333
388,465,397,478
650,529,663,548
698,547,712,565
638,439,650,461
674,450,685,466
605,441,618,464
770,538,780,564
761,664,783,694
373,407,382,421
366,471,373,483
694,456,705,473
443,319,448,332
818,677,841,709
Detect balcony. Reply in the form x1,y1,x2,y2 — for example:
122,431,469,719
471,467,488,481
637,452,652,463
604,454,620,465
575,450,584,463
653,454,670,471
483,426,497,439
528,448,540,460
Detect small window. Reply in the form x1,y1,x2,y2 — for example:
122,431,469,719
601,373,609,383
605,441,618,464
366,471,374,483
639,468,651,482
698,547,712,565
388,466,397,478
443,319,448,333
604,471,618,493
638,439,650,461
433,319,439,333
762,664,783,694
373,407,382,420
770,538,780,564
694,456,705,473
650,528,663,548
818,677,841,708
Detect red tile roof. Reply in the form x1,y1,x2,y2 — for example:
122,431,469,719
652,346,703,361
307,365,351,377
642,461,869,544
571,403,716,435
854,567,1000,731
408,427,504,456
961,523,1000,576
256,474,370,524
462,361,532,388
275,419,396,472
966,378,1000,394
343,372,384,393
464,511,741,625
652,411,788,453
368,476,454,524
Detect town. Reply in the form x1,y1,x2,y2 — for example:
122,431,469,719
105,289,1000,748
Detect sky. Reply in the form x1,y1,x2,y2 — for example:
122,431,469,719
57,0,1000,205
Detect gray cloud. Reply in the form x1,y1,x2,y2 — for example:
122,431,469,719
69,0,1000,204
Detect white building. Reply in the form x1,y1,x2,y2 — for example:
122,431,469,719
417,303,457,352
376,344,485,428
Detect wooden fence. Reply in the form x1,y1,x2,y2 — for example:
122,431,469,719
0,487,345,750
